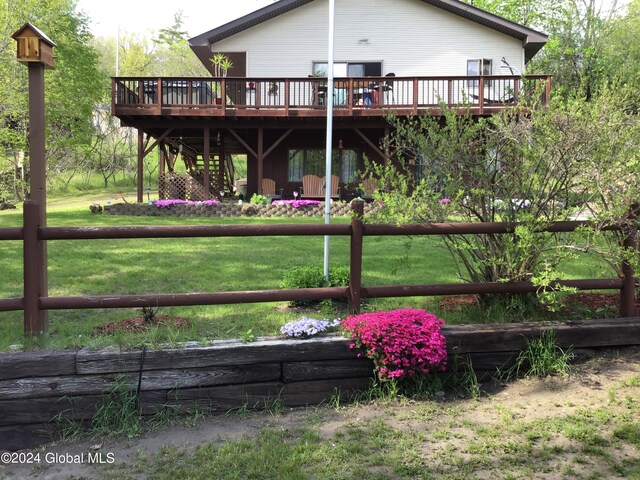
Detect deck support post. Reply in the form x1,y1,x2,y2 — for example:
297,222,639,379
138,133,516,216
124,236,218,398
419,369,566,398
137,130,144,203
203,126,211,199
257,127,264,195
218,133,226,195
158,142,166,176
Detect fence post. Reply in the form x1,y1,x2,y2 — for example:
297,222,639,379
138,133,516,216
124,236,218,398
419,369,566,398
620,203,638,317
24,201,46,335
349,200,364,314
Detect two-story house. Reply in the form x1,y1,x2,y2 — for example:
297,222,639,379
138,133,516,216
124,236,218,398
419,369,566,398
112,0,549,202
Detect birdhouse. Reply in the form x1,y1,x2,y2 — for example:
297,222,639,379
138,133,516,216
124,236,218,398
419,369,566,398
11,23,56,69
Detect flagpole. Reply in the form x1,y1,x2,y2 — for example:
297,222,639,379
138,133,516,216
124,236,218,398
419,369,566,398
323,0,335,282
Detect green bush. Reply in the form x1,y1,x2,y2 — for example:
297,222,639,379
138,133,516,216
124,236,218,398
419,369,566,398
280,265,350,307
250,194,269,205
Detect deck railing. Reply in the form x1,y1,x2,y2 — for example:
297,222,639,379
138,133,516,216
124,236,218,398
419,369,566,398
112,75,552,117
0,201,636,336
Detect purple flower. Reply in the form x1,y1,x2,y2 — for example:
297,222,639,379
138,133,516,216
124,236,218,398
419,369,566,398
280,317,340,338
152,199,221,208
439,198,451,205
273,200,322,208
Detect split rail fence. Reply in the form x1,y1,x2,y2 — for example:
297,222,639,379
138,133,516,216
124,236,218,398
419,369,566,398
0,201,637,336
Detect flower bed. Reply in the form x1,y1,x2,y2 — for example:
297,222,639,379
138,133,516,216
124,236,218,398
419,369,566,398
272,199,322,208
153,199,220,208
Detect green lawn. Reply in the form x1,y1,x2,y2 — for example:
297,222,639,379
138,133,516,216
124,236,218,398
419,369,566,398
0,190,615,352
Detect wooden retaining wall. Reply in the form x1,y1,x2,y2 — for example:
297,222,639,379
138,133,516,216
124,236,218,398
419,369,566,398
1,317,639,452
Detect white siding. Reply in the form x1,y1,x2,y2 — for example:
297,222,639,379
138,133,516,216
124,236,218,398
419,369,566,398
211,0,525,77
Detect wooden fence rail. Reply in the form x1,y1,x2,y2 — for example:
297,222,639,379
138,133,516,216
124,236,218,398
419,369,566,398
0,201,637,335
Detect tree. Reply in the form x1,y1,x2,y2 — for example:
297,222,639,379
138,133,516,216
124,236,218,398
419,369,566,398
597,0,640,107
0,0,104,196
151,11,209,77
466,0,632,101
89,108,135,188
363,98,637,307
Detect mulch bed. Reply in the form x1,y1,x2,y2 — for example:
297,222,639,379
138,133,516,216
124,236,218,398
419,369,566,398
438,293,638,316
95,315,188,334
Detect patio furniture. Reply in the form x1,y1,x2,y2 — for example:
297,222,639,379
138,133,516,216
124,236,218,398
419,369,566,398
261,178,283,200
360,178,378,200
322,174,341,199
301,175,324,198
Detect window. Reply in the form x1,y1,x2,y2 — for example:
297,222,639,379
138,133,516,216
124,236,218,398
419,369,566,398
467,59,492,86
313,62,382,77
288,149,359,182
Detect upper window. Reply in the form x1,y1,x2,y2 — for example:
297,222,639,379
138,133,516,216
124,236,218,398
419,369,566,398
467,59,492,86
313,62,382,77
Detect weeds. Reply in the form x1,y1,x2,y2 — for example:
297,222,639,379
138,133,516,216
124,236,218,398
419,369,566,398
52,375,142,440
262,393,284,416
241,328,256,343
141,306,159,324
91,374,141,438
502,329,574,379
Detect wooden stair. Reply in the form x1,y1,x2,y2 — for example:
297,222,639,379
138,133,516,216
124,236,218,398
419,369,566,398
191,153,235,198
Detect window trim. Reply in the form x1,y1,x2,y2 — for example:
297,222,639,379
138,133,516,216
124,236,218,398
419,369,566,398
467,58,492,87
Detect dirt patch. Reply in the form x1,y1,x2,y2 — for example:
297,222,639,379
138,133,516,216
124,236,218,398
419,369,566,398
439,294,480,311
94,315,188,334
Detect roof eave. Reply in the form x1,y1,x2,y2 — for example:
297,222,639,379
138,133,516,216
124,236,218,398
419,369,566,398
189,0,548,62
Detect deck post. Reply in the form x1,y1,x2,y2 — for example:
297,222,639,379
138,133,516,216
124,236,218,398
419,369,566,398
203,126,211,199
349,200,364,314
137,130,144,203
478,77,484,115
159,142,165,176
620,203,638,317
257,127,264,195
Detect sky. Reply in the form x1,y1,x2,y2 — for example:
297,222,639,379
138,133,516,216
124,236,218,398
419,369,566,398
75,0,276,39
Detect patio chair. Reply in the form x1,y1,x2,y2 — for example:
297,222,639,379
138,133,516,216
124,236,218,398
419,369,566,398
261,178,282,200
322,174,341,199
301,175,324,198
383,73,395,104
360,178,378,200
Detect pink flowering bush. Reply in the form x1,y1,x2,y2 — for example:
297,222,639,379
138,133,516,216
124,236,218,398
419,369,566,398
152,199,220,208
273,199,321,208
341,308,447,381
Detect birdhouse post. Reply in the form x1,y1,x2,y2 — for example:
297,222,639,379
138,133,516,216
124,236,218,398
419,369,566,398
12,23,56,336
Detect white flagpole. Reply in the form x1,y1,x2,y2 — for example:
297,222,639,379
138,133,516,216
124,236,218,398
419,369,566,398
323,0,335,282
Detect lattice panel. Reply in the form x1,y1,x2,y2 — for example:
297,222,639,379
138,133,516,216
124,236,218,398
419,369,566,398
159,173,207,200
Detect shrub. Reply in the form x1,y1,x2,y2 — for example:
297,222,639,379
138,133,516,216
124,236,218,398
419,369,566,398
250,194,269,205
341,308,447,382
280,265,349,307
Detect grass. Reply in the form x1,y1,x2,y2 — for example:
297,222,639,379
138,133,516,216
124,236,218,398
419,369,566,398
0,188,617,351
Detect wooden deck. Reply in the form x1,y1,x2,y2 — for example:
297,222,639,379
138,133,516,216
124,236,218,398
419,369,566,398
112,75,552,119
